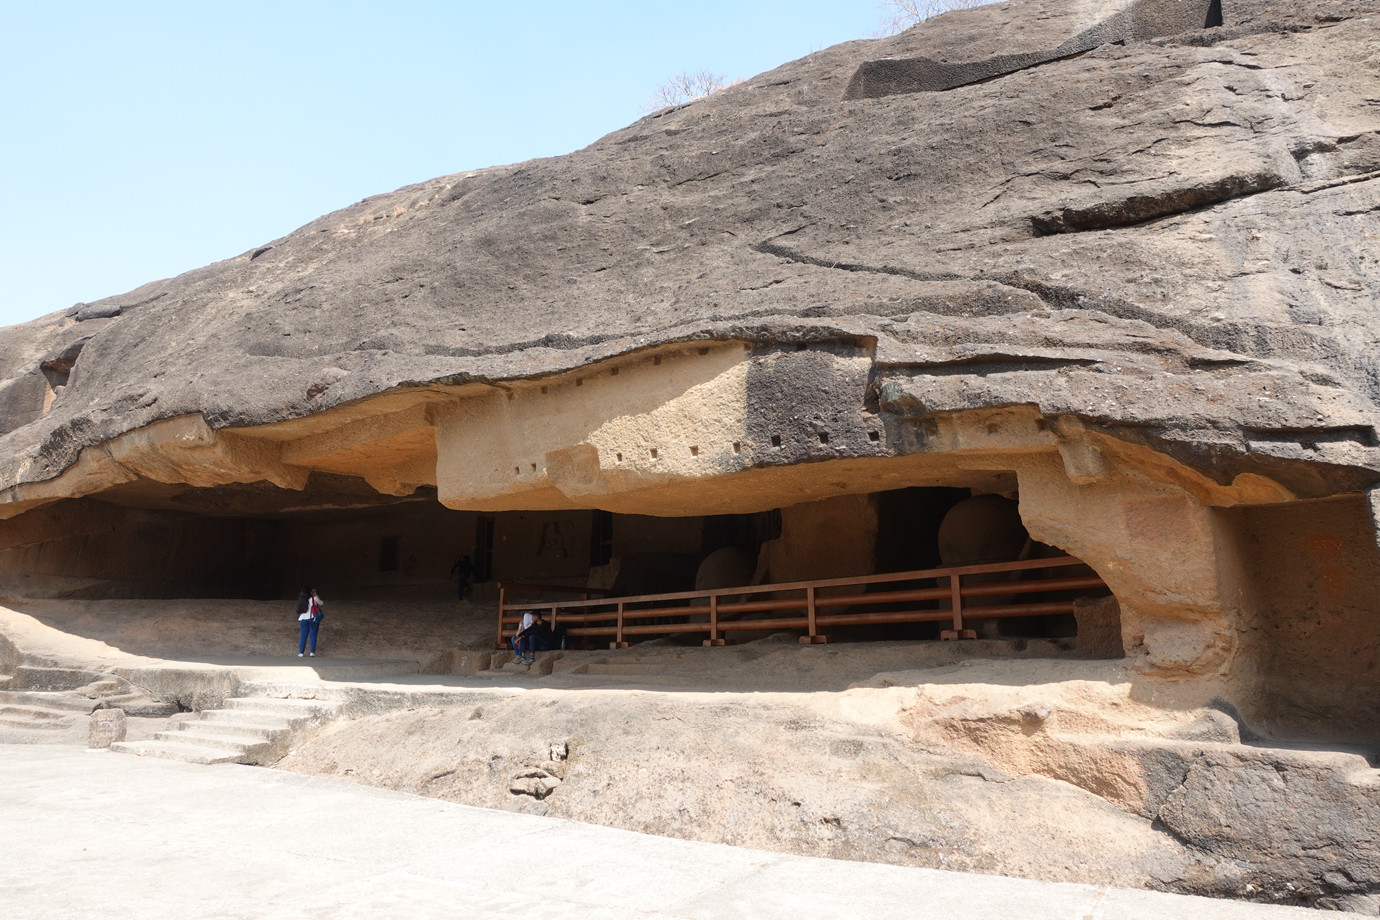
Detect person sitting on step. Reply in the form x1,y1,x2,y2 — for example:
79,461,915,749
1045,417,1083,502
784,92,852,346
512,610,538,664
513,611,560,664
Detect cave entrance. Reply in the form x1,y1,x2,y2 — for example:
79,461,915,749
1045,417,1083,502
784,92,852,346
0,475,1118,657
495,486,1120,655
1218,493,1380,744
0,481,781,604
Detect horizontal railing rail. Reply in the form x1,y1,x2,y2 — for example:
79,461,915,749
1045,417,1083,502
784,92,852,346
496,556,1108,650
499,582,616,597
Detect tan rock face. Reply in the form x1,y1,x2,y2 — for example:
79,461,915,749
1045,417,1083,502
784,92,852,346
266,653,1380,909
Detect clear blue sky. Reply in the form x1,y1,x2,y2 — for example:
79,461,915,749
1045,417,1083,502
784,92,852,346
0,1,886,328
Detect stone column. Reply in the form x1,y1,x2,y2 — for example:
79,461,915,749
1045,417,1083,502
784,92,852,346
1015,453,1234,679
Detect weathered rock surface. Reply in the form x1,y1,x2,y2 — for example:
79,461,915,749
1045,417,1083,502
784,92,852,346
1158,749,1380,909
272,654,1380,910
278,685,1199,893
899,674,1380,909
846,0,1227,98
0,0,1374,500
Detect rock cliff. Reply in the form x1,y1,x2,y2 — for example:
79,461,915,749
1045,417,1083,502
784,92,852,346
0,0,1377,701
0,0,1374,498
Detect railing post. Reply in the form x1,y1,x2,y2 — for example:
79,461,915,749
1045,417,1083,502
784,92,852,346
943,572,975,640
950,573,962,632
496,583,508,650
801,585,823,644
613,601,628,649
705,593,721,647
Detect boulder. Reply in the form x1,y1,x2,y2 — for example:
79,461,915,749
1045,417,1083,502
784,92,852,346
88,708,126,748
1157,748,1380,907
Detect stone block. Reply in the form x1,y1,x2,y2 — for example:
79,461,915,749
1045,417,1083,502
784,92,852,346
89,708,127,748
509,773,561,799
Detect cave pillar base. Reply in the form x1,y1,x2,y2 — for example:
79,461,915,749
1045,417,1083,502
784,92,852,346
1015,454,1235,680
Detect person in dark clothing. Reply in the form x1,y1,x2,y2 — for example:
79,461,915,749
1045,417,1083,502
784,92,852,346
514,611,568,664
535,613,568,651
449,555,474,600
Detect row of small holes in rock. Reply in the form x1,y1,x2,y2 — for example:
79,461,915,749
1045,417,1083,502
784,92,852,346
605,431,881,464
512,429,884,475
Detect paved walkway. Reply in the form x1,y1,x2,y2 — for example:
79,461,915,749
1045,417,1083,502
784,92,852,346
0,746,1322,920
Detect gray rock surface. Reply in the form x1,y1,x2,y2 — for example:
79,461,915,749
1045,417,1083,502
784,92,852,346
88,707,126,747
0,0,1375,497
1157,748,1380,909
845,0,1224,98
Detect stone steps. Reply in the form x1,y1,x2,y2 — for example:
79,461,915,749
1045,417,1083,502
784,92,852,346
175,718,291,741
223,696,339,715
113,696,342,765
154,727,276,754
475,654,695,685
571,661,665,676
1,668,179,720
474,662,544,678
0,680,109,730
0,702,88,721
109,739,242,765
0,690,102,712
9,665,108,691
0,706,76,729
197,709,299,730
0,662,186,737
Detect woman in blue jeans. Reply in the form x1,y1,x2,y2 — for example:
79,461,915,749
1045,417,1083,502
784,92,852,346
296,587,324,657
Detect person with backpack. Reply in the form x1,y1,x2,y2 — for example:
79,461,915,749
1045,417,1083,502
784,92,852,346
296,587,325,657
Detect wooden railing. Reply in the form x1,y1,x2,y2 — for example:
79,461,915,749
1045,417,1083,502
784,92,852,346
496,556,1106,650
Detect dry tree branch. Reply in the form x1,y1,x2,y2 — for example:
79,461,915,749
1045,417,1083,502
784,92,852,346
644,70,731,111
877,0,997,35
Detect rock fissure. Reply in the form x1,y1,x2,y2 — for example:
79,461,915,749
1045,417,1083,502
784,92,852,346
750,240,959,283
1029,170,1288,235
